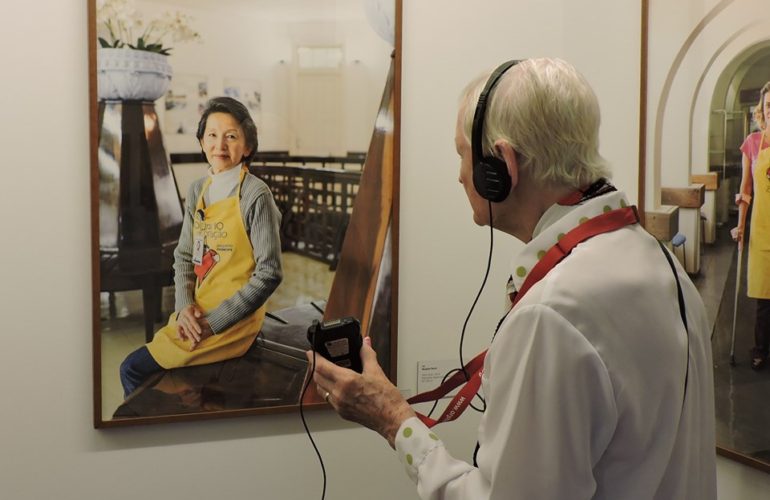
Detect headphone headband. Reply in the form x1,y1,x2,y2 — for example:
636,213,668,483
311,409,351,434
471,59,521,202
471,60,519,166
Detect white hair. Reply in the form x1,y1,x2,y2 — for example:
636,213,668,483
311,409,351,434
460,58,611,189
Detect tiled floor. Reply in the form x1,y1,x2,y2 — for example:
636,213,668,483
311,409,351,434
98,252,334,421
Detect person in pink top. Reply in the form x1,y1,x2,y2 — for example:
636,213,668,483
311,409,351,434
732,81,770,370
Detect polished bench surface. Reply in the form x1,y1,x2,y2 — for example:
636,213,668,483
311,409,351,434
112,301,324,418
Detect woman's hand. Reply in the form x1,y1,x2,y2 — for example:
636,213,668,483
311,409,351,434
730,225,744,243
176,304,213,349
308,337,416,448
188,316,214,351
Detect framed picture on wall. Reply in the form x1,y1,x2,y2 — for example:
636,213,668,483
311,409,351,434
640,0,770,474
164,74,209,136
223,78,262,127
89,0,402,427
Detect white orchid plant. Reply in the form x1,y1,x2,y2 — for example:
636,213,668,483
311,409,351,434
96,0,201,55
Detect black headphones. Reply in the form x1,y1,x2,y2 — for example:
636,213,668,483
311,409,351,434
471,60,521,202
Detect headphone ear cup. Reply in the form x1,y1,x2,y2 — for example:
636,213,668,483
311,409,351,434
473,156,512,203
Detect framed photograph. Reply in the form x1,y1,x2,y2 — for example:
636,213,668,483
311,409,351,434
640,0,770,474
164,74,209,136
89,0,401,427
223,78,262,127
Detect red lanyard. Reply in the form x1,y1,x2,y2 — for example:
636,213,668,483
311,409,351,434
407,205,640,428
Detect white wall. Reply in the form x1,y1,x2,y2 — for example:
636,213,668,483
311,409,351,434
131,0,391,154
2,0,769,498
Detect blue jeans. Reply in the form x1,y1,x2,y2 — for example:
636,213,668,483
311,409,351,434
120,346,163,398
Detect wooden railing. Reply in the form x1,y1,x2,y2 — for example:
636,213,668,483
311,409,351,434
169,152,364,268
170,151,367,170
250,165,361,269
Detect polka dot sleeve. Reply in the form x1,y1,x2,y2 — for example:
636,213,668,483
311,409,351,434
394,416,442,482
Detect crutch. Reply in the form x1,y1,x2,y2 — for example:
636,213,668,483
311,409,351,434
729,236,744,366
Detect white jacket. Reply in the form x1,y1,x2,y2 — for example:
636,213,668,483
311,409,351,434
396,190,716,500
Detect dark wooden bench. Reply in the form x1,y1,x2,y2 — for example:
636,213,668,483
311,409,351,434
112,301,324,418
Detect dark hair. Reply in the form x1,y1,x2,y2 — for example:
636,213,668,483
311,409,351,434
196,96,258,166
756,81,770,131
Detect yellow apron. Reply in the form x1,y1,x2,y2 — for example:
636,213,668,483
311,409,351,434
748,136,770,298
147,167,266,368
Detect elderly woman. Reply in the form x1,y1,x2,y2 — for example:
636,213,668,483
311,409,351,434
309,58,715,499
732,82,770,370
120,96,282,397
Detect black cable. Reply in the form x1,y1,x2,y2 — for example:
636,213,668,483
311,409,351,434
301,197,496,492
458,199,495,413
426,368,463,419
299,348,326,500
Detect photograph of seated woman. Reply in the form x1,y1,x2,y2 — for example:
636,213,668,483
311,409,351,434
119,96,283,397
732,81,770,370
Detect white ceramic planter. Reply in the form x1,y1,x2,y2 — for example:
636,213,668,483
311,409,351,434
97,48,172,101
